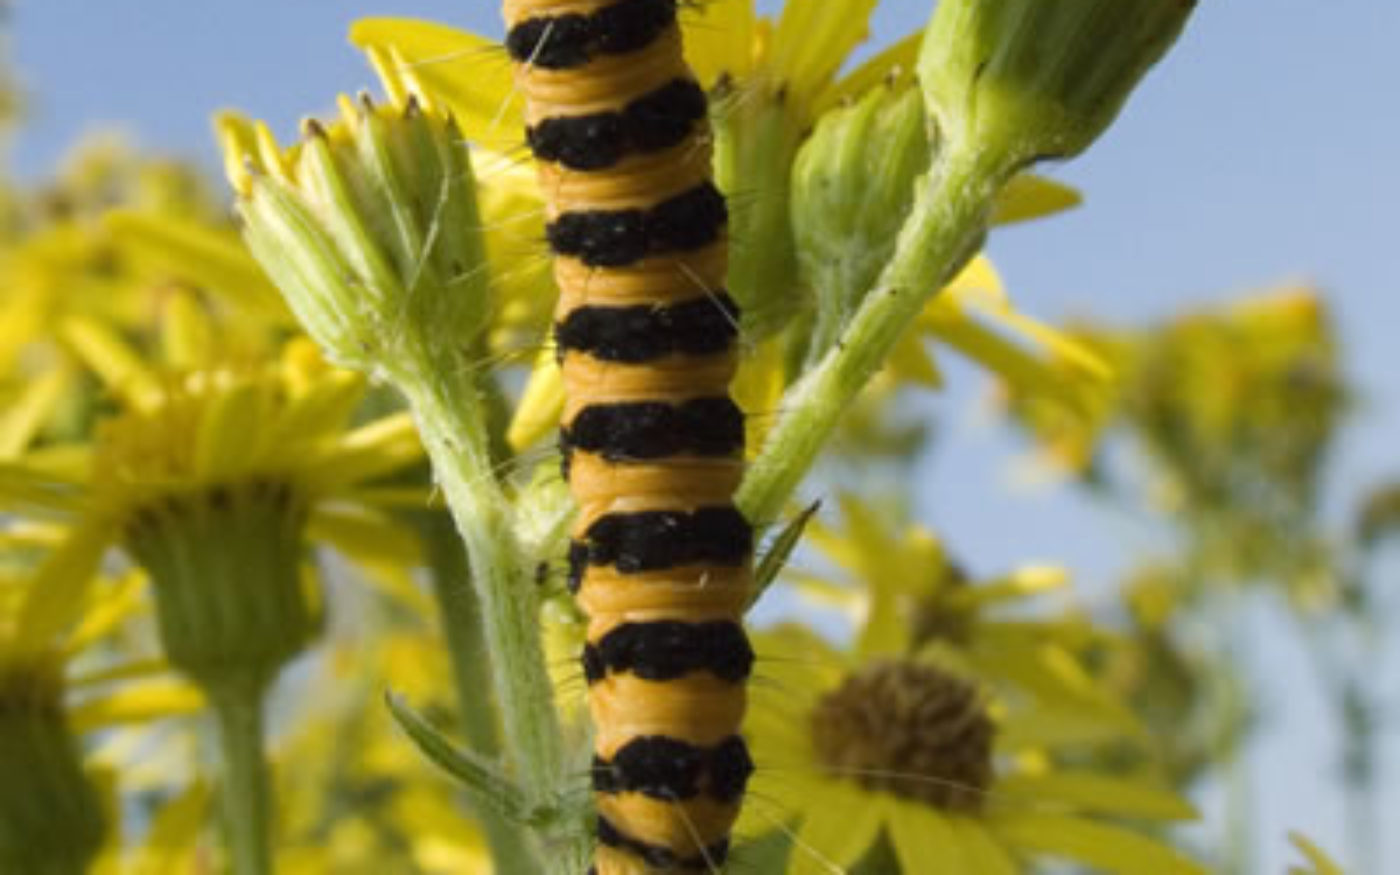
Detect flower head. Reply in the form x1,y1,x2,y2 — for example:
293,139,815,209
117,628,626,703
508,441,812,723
743,622,1202,874
217,61,490,379
919,0,1197,172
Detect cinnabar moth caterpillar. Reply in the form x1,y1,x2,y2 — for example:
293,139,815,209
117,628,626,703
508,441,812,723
503,0,754,870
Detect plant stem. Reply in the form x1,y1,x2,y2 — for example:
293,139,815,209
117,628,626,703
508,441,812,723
394,349,575,869
738,147,1005,524
212,689,273,875
420,508,542,872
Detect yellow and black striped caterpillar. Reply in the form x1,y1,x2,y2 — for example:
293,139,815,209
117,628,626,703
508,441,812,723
503,0,754,871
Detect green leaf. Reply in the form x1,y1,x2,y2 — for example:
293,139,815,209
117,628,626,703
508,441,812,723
385,691,532,824
750,500,821,611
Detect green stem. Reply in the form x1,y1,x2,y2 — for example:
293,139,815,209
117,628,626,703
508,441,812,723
212,689,273,875
738,148,1005,524
394,350,576,870
420,509,542,873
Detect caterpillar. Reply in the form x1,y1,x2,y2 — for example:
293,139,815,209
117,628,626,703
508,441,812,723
501,0,755,871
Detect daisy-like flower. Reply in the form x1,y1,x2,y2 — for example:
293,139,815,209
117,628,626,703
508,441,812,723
793,497,1150,750
742,625,1203,874
736,498,1197,871
0,298,423,875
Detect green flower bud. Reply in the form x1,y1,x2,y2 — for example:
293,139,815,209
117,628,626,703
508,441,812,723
0,666,105,875
711,83,804,344
217,86,489,379
919,0,1196,171
123,480,317,697
791,83,930,361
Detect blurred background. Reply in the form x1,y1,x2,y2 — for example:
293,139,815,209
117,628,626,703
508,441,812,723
5,0,1397,871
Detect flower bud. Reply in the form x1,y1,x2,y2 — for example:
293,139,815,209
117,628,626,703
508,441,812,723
791,83,930,360
216,78,489,378
919,0,1196,171
0,665,105,874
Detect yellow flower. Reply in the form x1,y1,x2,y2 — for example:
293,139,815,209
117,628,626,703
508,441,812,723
742,623,1202,874
0,295,426,684
795,496,1149,749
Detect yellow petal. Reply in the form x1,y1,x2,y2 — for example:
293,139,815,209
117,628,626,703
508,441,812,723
887,803,969,873
63,570,145,657
103,209,290,318
14,522,113,657
349,19,522,153
994,772,1197,821
59,315,163,409
0,366,73,457
732,337,787,456
930,316,1086,411
992,174,1083,226
192,377,264,480
770,0,879,107
936,254,1007,313
949,817,1021,875
130,781,211,875
0,460,88,517
788,782,885,875
888,331,943,389
949,565,1068,608
682,0,756,86
818,31,923,117
69,679,204,732
507,349,565,452
993,812,1206,874
1288,832,1345,875
304,412,423,492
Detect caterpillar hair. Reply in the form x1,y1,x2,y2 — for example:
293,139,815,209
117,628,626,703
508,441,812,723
501,0,755,871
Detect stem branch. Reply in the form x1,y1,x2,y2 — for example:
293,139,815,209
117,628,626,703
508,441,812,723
739,148,1005,524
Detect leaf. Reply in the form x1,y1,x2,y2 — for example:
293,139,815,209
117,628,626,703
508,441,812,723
750,500,821,612
385,691,532,824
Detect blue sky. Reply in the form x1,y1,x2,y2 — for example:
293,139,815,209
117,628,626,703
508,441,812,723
8,1,1398,871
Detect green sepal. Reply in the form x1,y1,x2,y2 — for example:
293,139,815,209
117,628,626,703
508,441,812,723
792,84,931,364
124,483,317,695
919,0,1197,171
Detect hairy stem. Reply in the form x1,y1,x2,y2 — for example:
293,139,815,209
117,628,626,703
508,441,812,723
394,349,577,870
420,509,542,872
738,148,1005,524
